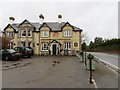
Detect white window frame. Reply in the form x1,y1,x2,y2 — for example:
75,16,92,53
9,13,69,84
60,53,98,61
6,32,14,37
41,43,48,51
64,30,71,37
28,30,32,37
21,30,26,37
64,42,71,50
41,31,49,37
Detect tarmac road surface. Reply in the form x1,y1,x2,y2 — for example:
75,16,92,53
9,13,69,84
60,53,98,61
88,52,119,68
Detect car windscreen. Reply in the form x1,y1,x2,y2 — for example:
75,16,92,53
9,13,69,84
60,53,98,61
6,49,16,53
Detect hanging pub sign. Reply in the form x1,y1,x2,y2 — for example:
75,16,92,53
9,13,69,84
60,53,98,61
74,42,78,47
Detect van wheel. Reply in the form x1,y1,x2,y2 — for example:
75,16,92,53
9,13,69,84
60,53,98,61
5,56,9,61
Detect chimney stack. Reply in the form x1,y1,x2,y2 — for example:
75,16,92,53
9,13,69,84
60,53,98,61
9,17,15,24
58,14,62,23
39,14,44,24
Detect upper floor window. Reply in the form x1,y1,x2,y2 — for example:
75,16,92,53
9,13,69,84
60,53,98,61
64,30,71,37
21,30,26,37
42,31,49,37
6,32,14,37
42,43,48,51
64,42,71,50
28,30,32,37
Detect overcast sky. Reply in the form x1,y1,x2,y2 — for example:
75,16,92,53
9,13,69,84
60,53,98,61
0,0,118,44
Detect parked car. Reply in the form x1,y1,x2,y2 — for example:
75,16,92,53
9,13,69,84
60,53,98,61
14,47,33,58
0,49,21,61
26,47,34,56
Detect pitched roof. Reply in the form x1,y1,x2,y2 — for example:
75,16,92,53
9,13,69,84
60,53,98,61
3,20,82,32
3,24,18,33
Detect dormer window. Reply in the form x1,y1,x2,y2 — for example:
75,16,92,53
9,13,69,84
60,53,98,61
21,30,26,37
41,31,49,37
6,32,14,37
64,30,71,37
28,30,32,37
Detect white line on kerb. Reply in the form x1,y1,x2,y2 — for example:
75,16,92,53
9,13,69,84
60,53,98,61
92,79,98,88
93,56,120,72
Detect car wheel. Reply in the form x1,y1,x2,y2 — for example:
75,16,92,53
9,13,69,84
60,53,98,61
5,56,9,61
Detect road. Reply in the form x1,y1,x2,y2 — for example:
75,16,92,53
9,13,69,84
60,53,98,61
88,52,119,68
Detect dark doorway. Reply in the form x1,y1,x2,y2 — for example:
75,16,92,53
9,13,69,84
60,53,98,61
52,44,56,55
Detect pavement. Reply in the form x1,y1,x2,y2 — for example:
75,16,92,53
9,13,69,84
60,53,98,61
92,60,118,88
1,56,119,88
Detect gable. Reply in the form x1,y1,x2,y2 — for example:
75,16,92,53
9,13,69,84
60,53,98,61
3,24,16,32
39,23,51,31
61,22,74,31
18,19,35,27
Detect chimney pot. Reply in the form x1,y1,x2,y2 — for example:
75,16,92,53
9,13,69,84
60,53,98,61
58,14,62,23
39,14,44,24
9,17,15,24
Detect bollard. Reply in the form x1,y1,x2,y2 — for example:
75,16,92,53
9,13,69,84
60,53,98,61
80,51,84,62
86,54,95,70
84,51,87,65
87,54,94,84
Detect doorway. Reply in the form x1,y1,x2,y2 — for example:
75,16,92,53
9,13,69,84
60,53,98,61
52,44,56,55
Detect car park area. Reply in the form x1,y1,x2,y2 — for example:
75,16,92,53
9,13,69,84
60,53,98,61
2,56,93,88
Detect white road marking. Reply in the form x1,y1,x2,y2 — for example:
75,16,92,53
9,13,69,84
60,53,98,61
93,56,120,73
92,79,98,88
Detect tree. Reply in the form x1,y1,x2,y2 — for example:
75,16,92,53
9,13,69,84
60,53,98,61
89,41,94,49
81,42,86,51
94,37,104,47
2,36,10,49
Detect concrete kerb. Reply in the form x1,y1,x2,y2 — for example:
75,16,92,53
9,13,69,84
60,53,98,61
93,55,120,73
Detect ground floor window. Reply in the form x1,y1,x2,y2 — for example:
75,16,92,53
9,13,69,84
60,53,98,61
21,42,26,47
10,42,13,49
42,43,48,51
64,42,71,50
28,42,31,47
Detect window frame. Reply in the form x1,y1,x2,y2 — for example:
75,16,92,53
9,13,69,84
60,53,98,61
28,30,32,37
63,30,72,37
6,32,14,37
21,30,26,37
64,42,71,50
41,31,49,37
41,43,48,51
